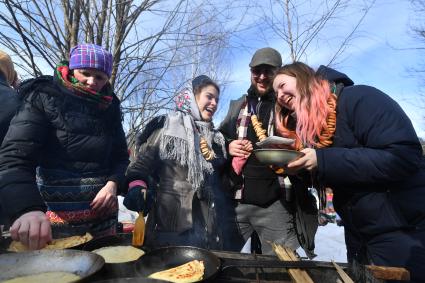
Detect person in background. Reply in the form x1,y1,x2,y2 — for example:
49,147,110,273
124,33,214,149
0,43,129,250
219,48,317,256
124,75,242,251
274,61,425,282
0,50,20,143
0,50,21,233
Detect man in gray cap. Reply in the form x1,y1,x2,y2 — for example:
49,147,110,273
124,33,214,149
219,47,300,254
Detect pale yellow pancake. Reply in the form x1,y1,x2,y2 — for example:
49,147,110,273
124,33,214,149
92,245,145,263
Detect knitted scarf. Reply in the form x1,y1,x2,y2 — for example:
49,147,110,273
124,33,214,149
159,87,226,191
55,61,113,107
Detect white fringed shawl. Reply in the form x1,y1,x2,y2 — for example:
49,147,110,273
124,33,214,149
159,88,226,190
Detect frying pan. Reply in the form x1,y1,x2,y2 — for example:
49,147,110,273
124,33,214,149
135,246,351,282
0,249,104,282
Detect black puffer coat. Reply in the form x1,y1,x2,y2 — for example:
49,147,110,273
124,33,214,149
0,76,129,222
316,66,425,282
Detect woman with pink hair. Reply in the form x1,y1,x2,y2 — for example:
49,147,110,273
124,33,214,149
273,62,425,282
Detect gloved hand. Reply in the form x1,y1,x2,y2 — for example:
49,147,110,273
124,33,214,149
123,185,152,215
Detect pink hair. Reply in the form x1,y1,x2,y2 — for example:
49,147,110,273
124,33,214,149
275,62,334,147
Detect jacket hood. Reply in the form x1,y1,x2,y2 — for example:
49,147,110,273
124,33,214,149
316,65,354,87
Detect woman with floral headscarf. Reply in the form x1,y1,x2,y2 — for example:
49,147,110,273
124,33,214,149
124,75,242,250
0,44,129,250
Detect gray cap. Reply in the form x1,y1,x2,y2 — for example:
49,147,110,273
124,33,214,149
249,47,282,68
249,47,282,67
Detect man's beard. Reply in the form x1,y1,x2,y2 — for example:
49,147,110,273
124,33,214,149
251,83,272,96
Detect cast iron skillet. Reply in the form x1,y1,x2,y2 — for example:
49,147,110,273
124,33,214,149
135,246,221,282
134,246,348,282
0,249,104,282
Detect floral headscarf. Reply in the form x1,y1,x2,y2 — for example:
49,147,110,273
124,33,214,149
159,86,225,190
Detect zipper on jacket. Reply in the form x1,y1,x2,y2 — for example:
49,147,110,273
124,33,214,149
256,98,262,116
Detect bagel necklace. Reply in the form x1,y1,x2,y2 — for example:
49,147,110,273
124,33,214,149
251,114,267,141
200,136,214,161
315,94,337,148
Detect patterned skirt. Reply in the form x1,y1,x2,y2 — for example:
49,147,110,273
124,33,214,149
36,167,117,238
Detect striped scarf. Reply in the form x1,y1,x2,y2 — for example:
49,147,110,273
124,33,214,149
236,95,274,140
55,61,113,108
232,95,274,179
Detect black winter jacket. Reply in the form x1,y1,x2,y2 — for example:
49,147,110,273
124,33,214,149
219,87,282,206
316,66,425,235
0,76,129,222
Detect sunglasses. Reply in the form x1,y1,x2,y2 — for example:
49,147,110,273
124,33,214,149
251,66,276,78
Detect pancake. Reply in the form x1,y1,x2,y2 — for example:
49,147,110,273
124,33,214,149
92,245,145,263
8,233,93,252
148,260,205,283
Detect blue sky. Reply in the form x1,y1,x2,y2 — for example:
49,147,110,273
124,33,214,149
215,0,425,139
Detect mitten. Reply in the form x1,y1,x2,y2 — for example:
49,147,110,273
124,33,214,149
123,185,151,214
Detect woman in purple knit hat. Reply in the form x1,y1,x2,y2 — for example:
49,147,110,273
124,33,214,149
0,43,129,250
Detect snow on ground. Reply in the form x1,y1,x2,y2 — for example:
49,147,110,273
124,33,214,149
307,224,347,263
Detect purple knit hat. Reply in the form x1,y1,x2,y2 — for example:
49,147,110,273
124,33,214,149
69,43,113,77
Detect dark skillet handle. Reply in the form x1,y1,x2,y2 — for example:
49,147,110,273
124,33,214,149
220,258,290,271
220,258,349,271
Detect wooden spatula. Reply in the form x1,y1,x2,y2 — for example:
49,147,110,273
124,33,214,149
132,190,146,246
132,211,145,246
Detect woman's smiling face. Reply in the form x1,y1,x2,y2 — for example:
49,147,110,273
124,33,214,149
273,73,298,111
195,85,219,121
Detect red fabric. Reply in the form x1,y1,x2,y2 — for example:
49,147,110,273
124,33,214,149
46,209,100,224
55,63,113,107
232,156,247,175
